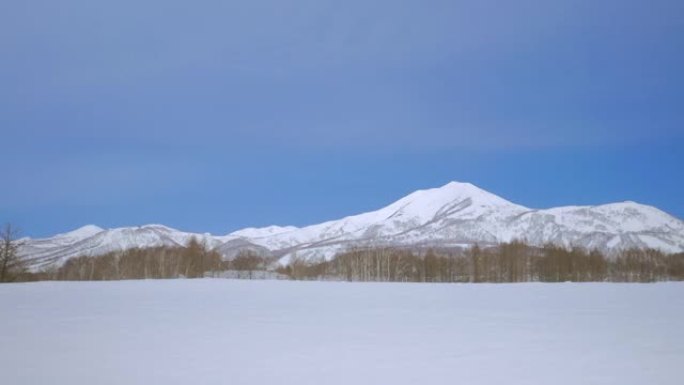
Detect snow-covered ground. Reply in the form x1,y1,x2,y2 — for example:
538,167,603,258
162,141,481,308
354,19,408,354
1,280,682,385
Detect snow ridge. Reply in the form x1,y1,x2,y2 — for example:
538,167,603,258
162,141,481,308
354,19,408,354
18,181,684,270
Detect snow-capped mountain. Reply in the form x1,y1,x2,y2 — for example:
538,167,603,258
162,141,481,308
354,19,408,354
18,182,684,270
20,224,224,272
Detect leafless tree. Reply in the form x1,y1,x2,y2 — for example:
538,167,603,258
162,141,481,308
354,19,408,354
232,250,264,279
1,223,25,282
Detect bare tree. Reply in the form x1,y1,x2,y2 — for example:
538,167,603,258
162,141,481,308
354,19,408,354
1,223,25,282
232,250,264,279
184,237,206,278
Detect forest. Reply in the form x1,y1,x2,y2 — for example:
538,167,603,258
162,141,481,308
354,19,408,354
11,239,684,283
280,242,684,283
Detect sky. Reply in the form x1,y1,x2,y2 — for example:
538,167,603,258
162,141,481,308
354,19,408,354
1,0,683,238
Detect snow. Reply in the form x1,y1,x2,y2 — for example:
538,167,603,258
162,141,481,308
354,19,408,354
230,225,300,238
31,224,105,246
56,224,105,240
1,280,682,385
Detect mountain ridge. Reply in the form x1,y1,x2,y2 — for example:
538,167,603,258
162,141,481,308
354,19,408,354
18,181,684,270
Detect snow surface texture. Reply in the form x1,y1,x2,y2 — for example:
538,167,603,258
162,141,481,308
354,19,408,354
19,181,684,270
1,280,682,385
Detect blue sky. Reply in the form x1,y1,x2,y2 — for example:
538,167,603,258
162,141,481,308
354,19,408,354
1,0,683,237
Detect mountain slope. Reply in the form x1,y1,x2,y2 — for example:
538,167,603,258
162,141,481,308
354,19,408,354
20,225,221,271
18,182,684,270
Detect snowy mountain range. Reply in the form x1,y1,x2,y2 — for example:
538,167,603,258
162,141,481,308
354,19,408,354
18,182,684,271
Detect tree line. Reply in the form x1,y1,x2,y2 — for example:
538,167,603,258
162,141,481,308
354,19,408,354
54,238,223,280
277,242,684,283
17,243,271,281
2,221,684,283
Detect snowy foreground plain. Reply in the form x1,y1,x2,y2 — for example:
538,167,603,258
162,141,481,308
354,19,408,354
1,280,683,385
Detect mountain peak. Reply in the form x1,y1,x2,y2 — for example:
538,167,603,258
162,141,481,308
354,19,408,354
368,181,526,227
57,225,104,240
439,181,492,197
421,181,523,208
17,182,684,271
441,181,475,189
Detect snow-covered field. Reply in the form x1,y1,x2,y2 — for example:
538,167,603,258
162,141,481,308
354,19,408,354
1,280,682,385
